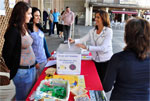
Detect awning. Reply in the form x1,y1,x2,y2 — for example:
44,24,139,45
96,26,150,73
144,12,150,15
111,11,138,14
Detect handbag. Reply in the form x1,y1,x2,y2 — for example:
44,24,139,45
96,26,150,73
0,55,10,86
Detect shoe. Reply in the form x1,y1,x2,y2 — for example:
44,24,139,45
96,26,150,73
64,40,68,44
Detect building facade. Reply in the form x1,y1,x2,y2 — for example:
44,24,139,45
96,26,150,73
86,0,150,26
29,0,150,26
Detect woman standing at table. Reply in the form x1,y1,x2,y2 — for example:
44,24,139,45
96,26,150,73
28,7,51,78
2,1,36,100
69,10,113,82
103,18,150,100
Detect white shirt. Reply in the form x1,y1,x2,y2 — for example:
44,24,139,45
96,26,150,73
49,13,53,22
75,27,113,62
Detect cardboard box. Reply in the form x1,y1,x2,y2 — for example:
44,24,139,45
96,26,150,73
56,44,81,75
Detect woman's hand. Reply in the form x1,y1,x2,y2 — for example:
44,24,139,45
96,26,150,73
47,56,55,61
75,43,87,49
68,38,75,44
35,63,40,69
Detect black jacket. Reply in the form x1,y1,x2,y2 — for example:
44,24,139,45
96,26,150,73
103,50,150,100
2,26,21,79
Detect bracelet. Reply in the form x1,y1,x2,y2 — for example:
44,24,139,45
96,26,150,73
86,45,89,51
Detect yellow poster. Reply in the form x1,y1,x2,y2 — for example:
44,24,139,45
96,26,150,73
52,75,86,88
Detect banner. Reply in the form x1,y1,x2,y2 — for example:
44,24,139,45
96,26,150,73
9,0,15,8
0,0,5,15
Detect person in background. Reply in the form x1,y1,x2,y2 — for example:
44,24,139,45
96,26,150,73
62,6,74,43
69,10,113,82
2,1,36,100
58,10,65,38
103,17,150,100
28,7,51,78
53,8,60,36
48,10,54,36
75,15,78,25
43,10,48,32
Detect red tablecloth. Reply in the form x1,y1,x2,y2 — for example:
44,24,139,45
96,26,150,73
26,60,103,101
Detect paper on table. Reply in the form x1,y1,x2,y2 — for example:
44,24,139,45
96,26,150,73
45,60,56,67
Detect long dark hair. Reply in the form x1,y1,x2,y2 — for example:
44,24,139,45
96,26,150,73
7,1,31,35
28,7,43,32
61,10,65,15
95,10,110,30
124,17,150,60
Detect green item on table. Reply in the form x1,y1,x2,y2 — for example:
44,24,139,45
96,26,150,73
40,84,66,99
40,85,53,92
52,86,66,99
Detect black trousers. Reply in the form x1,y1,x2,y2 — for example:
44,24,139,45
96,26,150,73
43,20,47,31
94,60,109,83
63,25,71,41
53,22,59,35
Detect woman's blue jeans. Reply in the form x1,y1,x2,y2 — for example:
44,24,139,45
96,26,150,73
13,67,36,100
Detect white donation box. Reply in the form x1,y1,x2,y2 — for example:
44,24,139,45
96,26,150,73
56,44,81,74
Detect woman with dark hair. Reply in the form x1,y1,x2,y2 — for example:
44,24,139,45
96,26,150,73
103,17,150,100
58,10,65,38
69,10,113,82
2,1,36,100
28,7,51,78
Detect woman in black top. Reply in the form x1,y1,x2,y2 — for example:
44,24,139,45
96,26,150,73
2,1,36,100
103,17,150,100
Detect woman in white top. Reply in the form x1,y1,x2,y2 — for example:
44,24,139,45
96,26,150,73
69,10,113,82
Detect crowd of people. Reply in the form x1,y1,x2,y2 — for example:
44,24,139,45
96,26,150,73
1,1,150,101
43,6,74,44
